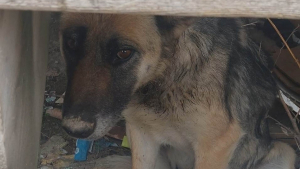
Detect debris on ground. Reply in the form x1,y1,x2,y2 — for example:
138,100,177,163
56,155,131,169
46,69,60,77
45,91,57,103
46,108,63,120
91,138,118,153
39,135,129,169
280,90,300,113
39,135,72,169
106,125,126,140
74,139,93,161
44,106,54,111
121,136,130,148
46,96,57,103
55,92,65,104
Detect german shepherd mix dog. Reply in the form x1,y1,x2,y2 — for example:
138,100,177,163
60,13,296,169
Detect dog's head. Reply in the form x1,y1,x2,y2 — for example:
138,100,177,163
60,13,194,139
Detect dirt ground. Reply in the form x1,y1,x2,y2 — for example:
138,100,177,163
40,13,300,168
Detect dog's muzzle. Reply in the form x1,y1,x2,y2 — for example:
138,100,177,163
62,116,96,138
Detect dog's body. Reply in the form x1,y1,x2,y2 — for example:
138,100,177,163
60,14,296,169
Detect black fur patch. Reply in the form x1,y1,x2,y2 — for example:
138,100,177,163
62,29,140,126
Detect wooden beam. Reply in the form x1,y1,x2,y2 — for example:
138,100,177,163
0,0,299,19
0,10,50,169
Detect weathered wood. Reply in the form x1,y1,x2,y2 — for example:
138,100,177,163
0,0,299,18
0,10,50,169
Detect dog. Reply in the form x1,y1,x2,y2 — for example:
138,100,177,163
59,13,296,169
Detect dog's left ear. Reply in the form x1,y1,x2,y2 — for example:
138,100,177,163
155,16,196,39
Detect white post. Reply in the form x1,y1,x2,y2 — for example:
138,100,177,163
0,10,50,169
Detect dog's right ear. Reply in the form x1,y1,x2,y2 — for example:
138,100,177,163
155,16,196,39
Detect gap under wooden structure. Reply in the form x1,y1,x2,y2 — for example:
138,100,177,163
0,0,299,169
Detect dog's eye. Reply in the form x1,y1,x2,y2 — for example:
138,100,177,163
117,49,132,59
108,49,134,65
67,35,78,50
63,26,87,52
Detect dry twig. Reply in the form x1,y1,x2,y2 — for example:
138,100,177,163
274,24,299,66
241,21,259,27
278,91,300,151
267,115,295,134
258,41,262,58
267,18,300,68
268,114,300,150
279,92,300,135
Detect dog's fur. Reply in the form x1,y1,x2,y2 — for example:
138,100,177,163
60,13,296,169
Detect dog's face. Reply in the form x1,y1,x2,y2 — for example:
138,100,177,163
60,13,193,139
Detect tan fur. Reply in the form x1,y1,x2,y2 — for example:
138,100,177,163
257,142,296,169
122,45,241,168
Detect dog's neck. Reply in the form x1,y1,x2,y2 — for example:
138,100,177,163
135,27,223,114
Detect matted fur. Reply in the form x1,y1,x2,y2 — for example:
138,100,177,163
60,13,296,169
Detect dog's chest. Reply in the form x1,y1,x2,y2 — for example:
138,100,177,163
124,102,230,146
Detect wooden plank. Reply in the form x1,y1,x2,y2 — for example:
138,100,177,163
0,0,299,19
0,10,50,169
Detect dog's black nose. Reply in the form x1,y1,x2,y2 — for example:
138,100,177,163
62,116,95,138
